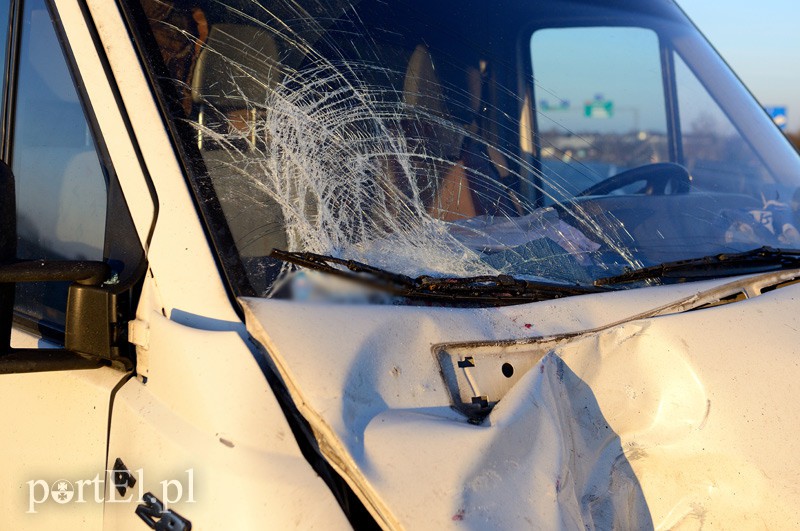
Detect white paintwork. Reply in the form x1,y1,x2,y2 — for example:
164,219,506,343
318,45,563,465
0,367,127,529
53,0,156,251
243,272,800,529
0,2,347,528
5,1,799,528
85,0,239,328
74,2,350,526
103,274,350,529
0,3,157,529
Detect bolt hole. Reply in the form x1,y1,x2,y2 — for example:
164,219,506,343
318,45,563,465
501,362,514,378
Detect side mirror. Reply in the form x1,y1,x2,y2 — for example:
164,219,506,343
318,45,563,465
0,161,132,373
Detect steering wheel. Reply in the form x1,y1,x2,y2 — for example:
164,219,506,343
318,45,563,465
578,162,691,197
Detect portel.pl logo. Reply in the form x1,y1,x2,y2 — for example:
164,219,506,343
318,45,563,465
26,468,195,513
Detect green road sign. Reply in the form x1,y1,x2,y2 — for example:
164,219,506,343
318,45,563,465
540,99,570,112
584,100,613,118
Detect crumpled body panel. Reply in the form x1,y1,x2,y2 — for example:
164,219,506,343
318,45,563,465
242,279,800,529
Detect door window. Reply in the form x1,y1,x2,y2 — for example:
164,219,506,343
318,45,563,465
674,53,770,194
530,27,668,204
11,0,109,330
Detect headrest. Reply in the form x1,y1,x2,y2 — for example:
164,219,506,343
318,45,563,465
403,45,448,117
191,24,281,107
403,44,464,160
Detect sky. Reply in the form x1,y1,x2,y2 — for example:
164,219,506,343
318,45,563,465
677,0,800,132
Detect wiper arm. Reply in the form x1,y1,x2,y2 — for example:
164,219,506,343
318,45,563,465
595,246,800,286
270,249,607,305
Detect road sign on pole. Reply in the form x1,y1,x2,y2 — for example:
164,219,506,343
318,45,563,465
540,99,570,112
584,100,613,118
765,106,788,130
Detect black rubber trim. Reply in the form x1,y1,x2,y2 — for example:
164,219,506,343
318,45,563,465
104,371,134,470
248,338,380,530
1,0,20,162
114,0,257,313
74,0,159,251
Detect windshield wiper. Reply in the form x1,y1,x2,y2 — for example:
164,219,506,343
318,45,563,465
595,246,800,286
270,249,607,305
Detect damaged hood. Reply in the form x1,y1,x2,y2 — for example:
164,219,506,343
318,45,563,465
241,274,800,529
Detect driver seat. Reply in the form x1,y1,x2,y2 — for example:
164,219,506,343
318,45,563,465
190,24,287,260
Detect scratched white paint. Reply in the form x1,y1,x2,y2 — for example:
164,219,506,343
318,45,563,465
243,273,800,529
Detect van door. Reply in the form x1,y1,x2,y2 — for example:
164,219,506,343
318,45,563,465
0,0,150,527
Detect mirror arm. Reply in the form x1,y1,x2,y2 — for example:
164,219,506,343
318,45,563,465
0,260,109,285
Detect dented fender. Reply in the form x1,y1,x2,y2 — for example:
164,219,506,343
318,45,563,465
242,274,800,529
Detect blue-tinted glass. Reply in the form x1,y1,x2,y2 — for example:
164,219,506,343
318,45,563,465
11,0,107,329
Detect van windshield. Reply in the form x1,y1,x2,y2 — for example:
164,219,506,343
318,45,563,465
128,0,800,302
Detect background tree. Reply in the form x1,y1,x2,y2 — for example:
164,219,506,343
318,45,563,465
787,131,800,153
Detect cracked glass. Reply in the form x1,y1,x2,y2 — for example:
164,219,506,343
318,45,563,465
129,0,800,303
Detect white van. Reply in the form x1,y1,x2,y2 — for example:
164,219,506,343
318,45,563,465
4,0,800,528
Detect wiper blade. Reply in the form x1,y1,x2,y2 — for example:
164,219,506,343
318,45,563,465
270,249,607,305
595,246,800,286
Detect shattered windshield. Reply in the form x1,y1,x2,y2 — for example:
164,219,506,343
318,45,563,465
128,0,800,302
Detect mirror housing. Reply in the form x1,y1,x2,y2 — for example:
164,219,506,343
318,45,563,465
65,281,132,368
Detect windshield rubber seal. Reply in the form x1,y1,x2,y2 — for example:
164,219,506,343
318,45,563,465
113,0,257,313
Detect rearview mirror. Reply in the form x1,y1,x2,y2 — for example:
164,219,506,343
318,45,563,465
0,160,131,373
